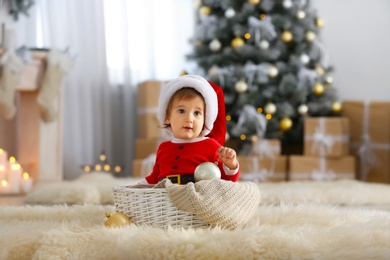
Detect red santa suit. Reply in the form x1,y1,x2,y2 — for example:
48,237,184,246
145,137,239,184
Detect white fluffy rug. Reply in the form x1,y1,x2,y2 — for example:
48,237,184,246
24,173,390,210
1,203,390,259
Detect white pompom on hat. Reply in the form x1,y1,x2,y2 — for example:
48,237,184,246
158,74,218,137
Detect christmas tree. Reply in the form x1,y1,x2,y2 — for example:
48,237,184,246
187,0,341,154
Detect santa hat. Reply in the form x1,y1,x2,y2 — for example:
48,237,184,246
158,74,218,137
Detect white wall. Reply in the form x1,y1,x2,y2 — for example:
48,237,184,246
314,0,390,101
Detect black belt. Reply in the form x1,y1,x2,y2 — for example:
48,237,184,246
161,174,195,185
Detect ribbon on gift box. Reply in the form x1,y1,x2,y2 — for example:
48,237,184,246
251,139,280,158
239,156,276,183
241,140,277,183
305,117,349,155
352,101,390,181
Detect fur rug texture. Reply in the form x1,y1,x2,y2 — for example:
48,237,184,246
25,172,390,210
1,203,390,259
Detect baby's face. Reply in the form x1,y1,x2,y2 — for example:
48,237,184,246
165,95,205,140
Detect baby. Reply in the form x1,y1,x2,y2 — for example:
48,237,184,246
140,75,240,185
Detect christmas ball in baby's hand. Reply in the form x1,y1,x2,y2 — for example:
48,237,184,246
194,162,221,182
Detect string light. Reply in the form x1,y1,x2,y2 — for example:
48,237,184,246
82,151,124,175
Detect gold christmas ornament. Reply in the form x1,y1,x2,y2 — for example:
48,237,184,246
231,36,245,48
281,30,293,43
332,101,342,113
305,31,316,42
298,104,309,115
180,70,188,76
248,0,261,5
313,82,325,96
104,212,131,228
235,79,248,93
316,18,325,28
194,162,221,182
264,102,277,114
199,6,212,16
280,116,293,131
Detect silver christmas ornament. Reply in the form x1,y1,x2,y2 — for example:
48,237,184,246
267,66,279,78
300,54,310,65
235,79,248,93
283,0,293,9
298,104,309,115
209,38,221,52
296,10,306,19
194,162,221,181
264,102,277,114
225,8,236,18
259,40,269,50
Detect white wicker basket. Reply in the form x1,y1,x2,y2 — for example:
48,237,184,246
112,185,209,229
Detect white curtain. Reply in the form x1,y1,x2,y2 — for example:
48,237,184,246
20,0,195,179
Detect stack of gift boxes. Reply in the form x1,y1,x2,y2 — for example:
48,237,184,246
132,81,168,177
289,117,355,181
342,101,390,183
237,139,288,182
132,80,389,184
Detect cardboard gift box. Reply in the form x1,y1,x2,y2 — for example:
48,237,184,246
137,81,167,138
304,117,350,158
134,136,172,159
342,101,390,183
237,156,288,182
251,139,281,157
132,155,156,178
289,155,356,181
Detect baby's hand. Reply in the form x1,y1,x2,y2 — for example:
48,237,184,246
218,146,238,170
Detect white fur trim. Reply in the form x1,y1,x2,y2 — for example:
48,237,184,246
158,75,218,136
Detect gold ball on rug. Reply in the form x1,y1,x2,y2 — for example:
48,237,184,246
194,162,221,182
104,212,131,228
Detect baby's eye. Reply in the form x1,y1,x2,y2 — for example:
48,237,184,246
178,109,185,114
194,111,202,116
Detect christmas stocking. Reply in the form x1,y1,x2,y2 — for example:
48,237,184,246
0,51,24,119
37,49,73,122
